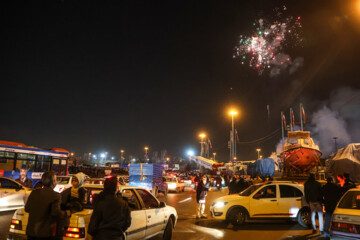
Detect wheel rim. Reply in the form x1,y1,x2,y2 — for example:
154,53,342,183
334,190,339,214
235,210,245,224
301,210,311,225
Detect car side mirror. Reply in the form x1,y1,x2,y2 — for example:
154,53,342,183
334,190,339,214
159,202,166,208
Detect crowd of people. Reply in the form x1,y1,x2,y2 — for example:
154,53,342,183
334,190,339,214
24,171,131,240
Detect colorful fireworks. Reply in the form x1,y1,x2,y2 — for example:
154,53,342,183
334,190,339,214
233,6,303,75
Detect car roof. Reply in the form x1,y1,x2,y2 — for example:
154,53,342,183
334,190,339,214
83,184,146,191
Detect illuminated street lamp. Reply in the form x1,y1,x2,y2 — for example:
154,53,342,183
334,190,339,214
144,146,149,161
256,148,261,160
229,109,238,162
120,150,125,164
166,157,170,162
199,133,206,157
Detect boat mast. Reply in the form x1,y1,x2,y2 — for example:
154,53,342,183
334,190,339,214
281,111,284,141
300,103,303,131
289,108,293,131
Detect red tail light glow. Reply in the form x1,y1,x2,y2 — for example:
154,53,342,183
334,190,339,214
65,227,85,238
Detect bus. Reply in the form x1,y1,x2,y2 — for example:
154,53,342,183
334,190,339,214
0,140,70,175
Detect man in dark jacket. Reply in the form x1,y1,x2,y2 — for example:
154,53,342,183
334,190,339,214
304,173,324,235
25,171,70,240
196,176,209,219
88,176,131,240
322,177,342,239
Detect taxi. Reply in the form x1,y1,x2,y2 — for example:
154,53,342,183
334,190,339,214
0,177,31,212
164,176,185,193
8,184,177,240
210,181,311,227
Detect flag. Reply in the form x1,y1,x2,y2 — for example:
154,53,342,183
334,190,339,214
301,105,306,124
208,138,212,149
282,113,287,129
236,130,240,143
290,108,295,128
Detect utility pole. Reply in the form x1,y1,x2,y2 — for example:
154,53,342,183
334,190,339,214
333,137,338,152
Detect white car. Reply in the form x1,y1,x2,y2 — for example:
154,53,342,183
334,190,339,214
164,177,185,193
0,177,32,212
8,184,178,240
210,181,311,227
330,188,360,239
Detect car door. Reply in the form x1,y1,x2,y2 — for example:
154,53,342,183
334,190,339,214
136,189,165,237
120,189,146,240
277,184,303,217
0,178,25,210
249,185,279,218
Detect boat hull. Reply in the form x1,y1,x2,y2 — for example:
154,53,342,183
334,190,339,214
280,147,322,172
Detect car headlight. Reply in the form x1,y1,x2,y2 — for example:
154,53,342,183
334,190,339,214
214,202,228,208
168,183,176,188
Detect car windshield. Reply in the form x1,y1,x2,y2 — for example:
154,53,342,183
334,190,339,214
239,185,262,196
57,177,70,184
166,178,177,182
338,191,360,210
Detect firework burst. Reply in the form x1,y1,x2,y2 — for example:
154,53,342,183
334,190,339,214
233,6,303,75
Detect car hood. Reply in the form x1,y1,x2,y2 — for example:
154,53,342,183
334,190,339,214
213,194,248,203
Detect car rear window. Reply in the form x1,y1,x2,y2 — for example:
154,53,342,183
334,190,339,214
279,185,303,198
338,191,360,210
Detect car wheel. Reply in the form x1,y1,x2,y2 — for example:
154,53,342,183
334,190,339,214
163,217,173,240
297,208,311,228
229,207,247,226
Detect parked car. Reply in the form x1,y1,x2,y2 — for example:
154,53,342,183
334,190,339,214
164,176,185,193
0,177,32,212
210,181,311,227
8,184,177,240
330,188,360,239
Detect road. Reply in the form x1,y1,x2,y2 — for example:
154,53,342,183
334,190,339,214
0,187,325,240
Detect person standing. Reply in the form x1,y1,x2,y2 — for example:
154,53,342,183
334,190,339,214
88,176,131,240
322,177,342,239
304,173,324,235
196,176,209,219
228,177,237,195
25,171,70,240
15,168,33,188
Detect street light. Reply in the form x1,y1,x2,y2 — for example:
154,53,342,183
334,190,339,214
256,148,261,160
144,146,149,161
229,109,238,162
199,133,206,157
120,150,124,164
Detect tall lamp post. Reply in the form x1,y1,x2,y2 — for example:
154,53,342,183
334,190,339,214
229,110,238,162
120,150,124,165
256,148,261,160
199,133,206,157
144,146,149,161
213,152,216,161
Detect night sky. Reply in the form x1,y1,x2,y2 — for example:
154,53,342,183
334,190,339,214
1,0,360,161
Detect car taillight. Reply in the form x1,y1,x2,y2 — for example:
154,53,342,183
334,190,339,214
58,187,64,192
65,227,85,238
331,222,359,234
10,219,22,230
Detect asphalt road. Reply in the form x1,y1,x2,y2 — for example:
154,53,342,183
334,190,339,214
0,187,326,240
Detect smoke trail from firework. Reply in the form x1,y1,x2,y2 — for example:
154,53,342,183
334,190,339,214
233,6,303,76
